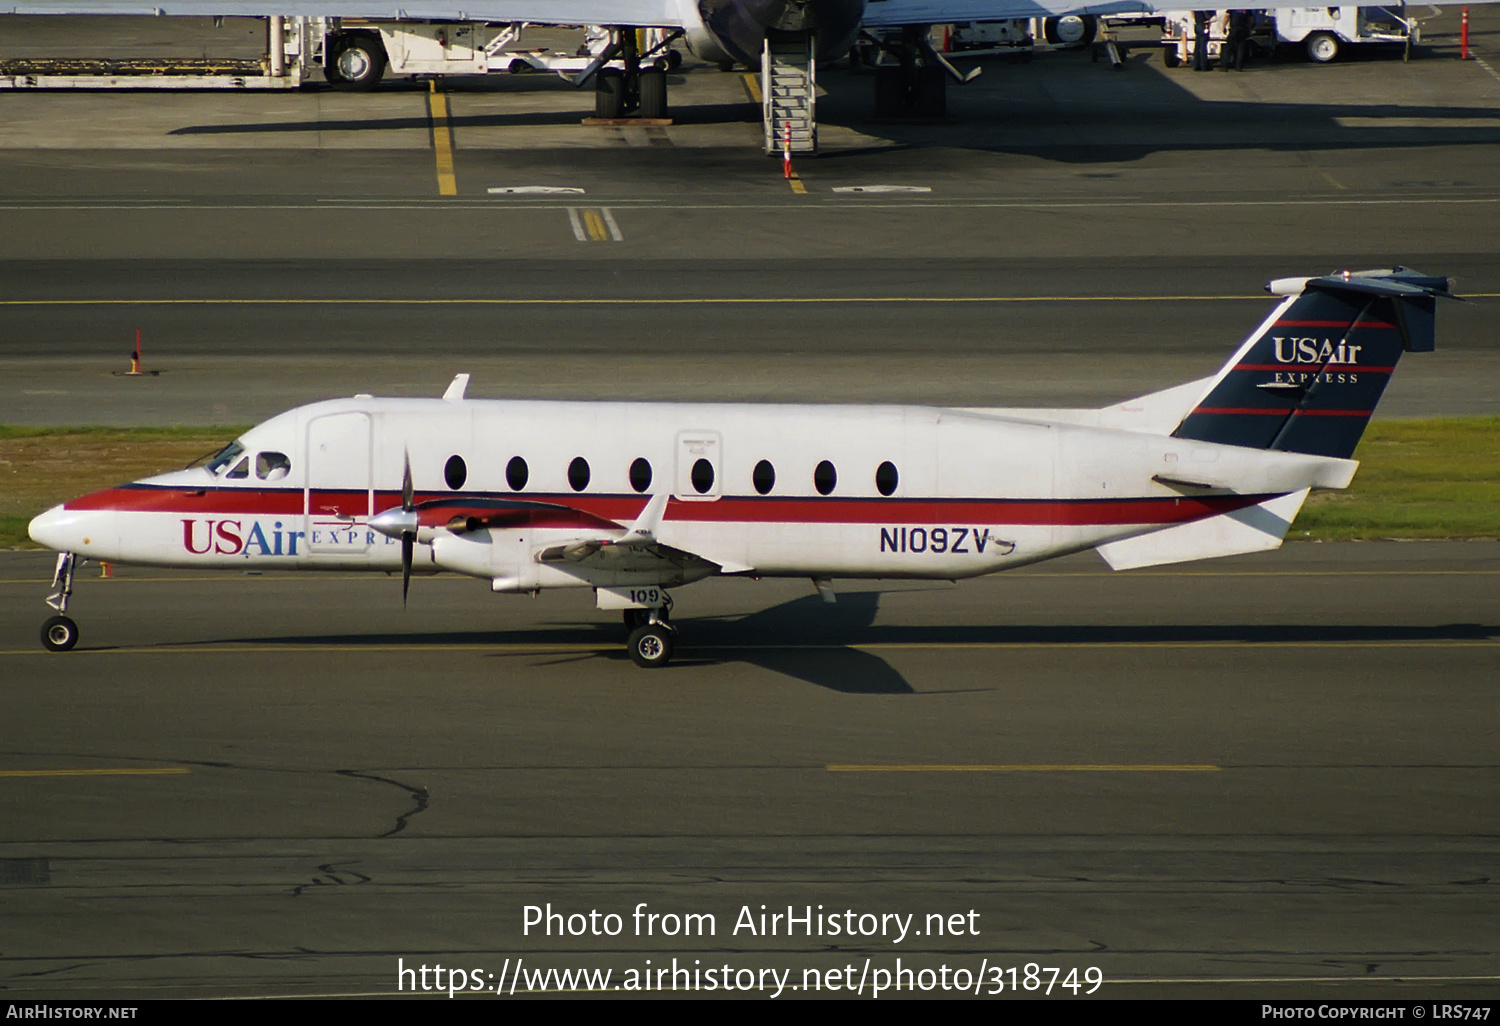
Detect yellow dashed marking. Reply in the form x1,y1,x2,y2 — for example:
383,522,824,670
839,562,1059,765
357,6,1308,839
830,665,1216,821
827,764,1221,772
0,767,190,778
0,639,1492,658
428,81,457,197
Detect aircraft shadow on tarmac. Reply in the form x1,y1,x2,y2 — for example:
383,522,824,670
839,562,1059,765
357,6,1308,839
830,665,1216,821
218,589,1496,696
161,50,1500,162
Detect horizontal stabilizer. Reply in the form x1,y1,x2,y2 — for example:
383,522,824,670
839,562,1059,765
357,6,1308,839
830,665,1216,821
1096,488,1309,570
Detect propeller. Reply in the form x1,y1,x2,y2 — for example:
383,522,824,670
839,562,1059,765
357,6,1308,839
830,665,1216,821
370,450,420,607
399,449,415,606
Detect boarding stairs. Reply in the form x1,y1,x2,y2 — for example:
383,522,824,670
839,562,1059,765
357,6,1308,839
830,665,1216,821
762,32,816,155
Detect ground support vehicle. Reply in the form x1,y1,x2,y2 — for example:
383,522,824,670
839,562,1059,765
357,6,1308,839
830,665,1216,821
1158,6,1419,70
0,16,681,93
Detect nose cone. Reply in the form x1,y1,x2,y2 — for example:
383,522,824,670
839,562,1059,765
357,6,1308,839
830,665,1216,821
28,503,115,557
28,504,71,550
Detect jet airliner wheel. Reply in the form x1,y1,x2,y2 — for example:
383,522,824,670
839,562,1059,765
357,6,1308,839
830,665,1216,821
41,615,78,652
595,68,625,118
639,69,668,119
627,624,674,668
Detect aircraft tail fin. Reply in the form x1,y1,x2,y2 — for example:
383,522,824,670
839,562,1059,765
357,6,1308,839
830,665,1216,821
1171,268,1454,459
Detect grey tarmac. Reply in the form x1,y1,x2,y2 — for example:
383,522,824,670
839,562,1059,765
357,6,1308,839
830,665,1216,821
1,543,1498,997
0,14,1499,422
0,10,1498,1002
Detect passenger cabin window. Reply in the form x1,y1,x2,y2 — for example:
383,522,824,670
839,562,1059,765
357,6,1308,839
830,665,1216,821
690,458,714,494
752,460,775,495
226,457,249,480
875,461,899,496
568,456,591,492
444,454,467,490
814,460,837,496
506,456,528,491
629,457,652,493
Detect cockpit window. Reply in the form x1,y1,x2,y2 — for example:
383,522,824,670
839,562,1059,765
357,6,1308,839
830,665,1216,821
226,457,249,480
205,441,245,475
256,451,291,481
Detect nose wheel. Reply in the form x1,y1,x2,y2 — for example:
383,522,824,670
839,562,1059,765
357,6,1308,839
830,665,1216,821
39,551,80,652
41,615,79,652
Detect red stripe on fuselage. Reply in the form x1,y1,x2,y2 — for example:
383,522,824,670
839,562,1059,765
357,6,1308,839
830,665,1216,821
65,484,1275,527
1192,407,1373,417
1232,364,1394,373
67,485,306,514
1274,320,1397,329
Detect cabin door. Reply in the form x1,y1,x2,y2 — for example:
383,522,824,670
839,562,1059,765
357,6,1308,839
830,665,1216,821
305,412,373,556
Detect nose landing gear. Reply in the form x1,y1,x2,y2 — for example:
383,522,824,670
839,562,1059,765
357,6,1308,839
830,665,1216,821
40,551,79,652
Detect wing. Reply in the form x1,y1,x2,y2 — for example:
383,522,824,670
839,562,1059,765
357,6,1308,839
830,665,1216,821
862,0,1189,26
384,492,750,575
1,1,690,28
533,492,751,575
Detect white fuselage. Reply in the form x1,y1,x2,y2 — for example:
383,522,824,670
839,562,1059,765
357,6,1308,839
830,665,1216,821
29,395,1346,592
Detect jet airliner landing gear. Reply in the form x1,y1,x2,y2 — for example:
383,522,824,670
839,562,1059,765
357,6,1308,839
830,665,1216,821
588,28,682,120
40,551,79,652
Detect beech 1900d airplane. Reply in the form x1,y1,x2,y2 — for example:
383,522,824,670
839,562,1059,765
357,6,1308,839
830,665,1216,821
29,269,1453,666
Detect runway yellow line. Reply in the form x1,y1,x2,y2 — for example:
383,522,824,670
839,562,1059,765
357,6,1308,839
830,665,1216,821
0,294,1269,307
6,568,1495,586
0,639,1494,657
828,764,1220,772
0,767,189,778
428,81,458,197
742,72,762,104
1316,169,1347,191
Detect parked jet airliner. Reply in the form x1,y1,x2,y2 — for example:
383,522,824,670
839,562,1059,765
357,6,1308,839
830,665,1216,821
28,269,1452,666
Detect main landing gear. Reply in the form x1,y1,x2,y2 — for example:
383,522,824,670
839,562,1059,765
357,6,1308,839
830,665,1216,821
622,595,674,668
40,551,79,652
590,28,681,120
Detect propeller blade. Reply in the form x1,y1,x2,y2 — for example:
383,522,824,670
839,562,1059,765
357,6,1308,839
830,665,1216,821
401,449,414,512
401,531,413,607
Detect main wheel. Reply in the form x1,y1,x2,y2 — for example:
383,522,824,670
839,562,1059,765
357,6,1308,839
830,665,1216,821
1162,45,1181,68
41,615,78,652
595,68,625,118
638,68,668,119
1306,32,1339,63
329,34,386,90
627,624,674,668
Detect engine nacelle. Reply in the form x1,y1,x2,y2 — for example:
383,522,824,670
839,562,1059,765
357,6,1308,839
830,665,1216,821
431,528,538,590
